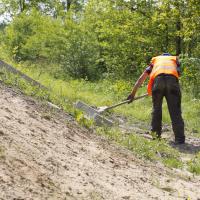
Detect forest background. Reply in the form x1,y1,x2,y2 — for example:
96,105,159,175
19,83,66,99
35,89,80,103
0,0,199,86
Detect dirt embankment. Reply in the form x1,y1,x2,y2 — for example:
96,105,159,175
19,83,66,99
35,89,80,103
0,83,200,200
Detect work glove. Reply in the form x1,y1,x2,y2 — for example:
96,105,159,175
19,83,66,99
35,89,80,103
126,94,134,103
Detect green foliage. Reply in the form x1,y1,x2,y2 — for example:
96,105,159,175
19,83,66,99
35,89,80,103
3,63,198,134
74,110,94,129
84,0,153,79
4,10,65,62
188,152,200,175
0,67,50,100
0,0,86,16
96,127,183,168
1,0,200,81
60,17,101,80
163,157,183,169
180,56,200,98
2,10,102,80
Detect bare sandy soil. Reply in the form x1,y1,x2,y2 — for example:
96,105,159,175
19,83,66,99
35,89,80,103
0,83,200,200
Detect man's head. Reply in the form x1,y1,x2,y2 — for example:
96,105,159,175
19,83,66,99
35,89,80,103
162,53,171,56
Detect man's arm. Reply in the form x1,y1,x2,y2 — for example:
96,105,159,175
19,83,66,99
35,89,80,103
127,71,149,102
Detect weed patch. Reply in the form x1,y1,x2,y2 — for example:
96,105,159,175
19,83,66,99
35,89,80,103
74,110,94,129
188,152,200,175
96,127,183,168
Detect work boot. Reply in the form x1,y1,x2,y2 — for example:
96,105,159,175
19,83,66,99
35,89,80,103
174,140,185,145
175,135,185,145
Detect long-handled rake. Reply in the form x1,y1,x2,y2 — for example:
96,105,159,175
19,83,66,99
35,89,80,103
74,93,148,126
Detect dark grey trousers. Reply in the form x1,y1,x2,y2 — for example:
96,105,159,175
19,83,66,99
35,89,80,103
151,74,185,143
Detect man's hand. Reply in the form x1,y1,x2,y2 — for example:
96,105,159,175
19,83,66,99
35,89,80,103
127,93,135,103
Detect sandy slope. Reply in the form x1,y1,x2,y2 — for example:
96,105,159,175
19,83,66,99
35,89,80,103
0,83,200,200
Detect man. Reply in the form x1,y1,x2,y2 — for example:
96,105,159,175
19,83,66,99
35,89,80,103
127,53,185,144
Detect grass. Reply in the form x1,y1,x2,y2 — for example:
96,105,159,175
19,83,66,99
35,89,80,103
188,152,200,175
8,61,199,135
96,127,183,168
0,59,199,173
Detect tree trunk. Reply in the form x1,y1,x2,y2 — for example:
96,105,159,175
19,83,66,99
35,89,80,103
67,0,73,11
19,0,26,12
176,20,182,55
165,24,169,51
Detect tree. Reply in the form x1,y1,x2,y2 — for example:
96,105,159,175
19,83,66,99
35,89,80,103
0,0,86,18
1,0,200,80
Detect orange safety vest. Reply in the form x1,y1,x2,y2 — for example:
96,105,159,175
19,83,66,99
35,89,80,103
147,56,179,95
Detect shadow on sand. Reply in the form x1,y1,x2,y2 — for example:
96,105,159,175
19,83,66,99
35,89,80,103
169,141,200,154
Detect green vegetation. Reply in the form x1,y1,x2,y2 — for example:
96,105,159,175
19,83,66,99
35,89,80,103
0,0,199,173
188,152,200,175
0,65,198,173
2,63,199,134
0,65,184,169
0,0,200,82
97,127,183,168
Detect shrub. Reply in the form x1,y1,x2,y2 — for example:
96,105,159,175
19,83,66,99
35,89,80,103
180,56,200,98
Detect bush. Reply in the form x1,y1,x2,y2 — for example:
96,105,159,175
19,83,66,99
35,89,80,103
3,10,103,80
4,10,65,62
60,19,101,80
180,56,200,98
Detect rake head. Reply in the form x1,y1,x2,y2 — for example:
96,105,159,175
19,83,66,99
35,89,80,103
74,100,113,126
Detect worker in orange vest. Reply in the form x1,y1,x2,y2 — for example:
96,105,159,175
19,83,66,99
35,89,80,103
127,53,185,144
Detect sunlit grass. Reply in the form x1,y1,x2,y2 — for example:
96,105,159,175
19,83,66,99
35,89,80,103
0,58,199,135
188,152,200,175
96,127,183,169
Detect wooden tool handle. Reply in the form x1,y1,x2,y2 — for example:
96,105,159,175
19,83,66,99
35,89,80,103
105,93,148,111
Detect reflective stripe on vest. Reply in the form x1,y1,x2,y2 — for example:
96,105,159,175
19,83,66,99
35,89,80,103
147,56,179,95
